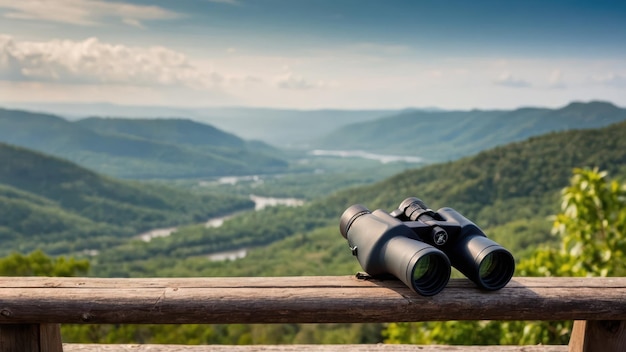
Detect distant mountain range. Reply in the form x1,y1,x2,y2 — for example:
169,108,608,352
2,101,625,180
2,102,396,148
313,101,626,162
0,108,288,179
2,100,626,273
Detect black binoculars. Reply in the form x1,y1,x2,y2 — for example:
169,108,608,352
339,197,515,296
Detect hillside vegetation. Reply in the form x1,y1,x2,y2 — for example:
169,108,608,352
91,119,626,276
63,117,626,346
315,101,626,162
0,142,253,256
3,108,626,345
0,108,288,178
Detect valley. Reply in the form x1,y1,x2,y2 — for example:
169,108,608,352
1,101,626,344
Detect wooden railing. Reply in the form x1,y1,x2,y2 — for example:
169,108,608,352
1,275,625,351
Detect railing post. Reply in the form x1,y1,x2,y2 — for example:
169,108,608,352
0,324,62,352
569,320,626,352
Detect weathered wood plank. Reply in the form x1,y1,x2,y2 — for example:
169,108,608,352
39,323,63,352
0,276,625,324
0,323,62,352
0,324,40,352
2,276,624,289
568,320,626,352
63,344,568,351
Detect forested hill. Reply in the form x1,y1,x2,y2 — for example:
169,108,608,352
77,117,247,149
0,108,288,179
94,119,626,276
0,142,253,256
314,101,626,162
320,118,626,228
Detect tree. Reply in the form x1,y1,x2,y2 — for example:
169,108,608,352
0,250,89,276
518,168,626,277
384,167,626,345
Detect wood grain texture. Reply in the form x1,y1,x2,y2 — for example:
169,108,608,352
62,344,568,351
39,324,63,352
0,324,62,352
1,276,624,351
568,320,626,352
0,276,625,324
0,325,39,352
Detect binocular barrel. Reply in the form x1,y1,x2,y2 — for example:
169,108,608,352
340,205,451,296
397,198,515,291
340,197,515,295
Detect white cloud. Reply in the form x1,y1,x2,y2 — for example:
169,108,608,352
276,72,326,90
548,69,566,89
0,0,180,27
493,72,531,88
591,73,626,88
0,35,220,88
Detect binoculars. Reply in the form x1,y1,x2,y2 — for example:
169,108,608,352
339,197,515,296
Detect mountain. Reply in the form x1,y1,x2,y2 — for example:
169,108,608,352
2,102,397,147
0,108,288,178
92,119,626,276
76,116,283,162
0,142,254,256
189,107,399,148
76,117,247,149
314,101,626,162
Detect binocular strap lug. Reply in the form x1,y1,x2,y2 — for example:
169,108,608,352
355,272,373,280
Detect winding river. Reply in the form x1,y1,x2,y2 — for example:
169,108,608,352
136,194,305,261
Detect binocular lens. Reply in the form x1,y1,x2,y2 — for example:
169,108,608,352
411,253,450,296
479,253,495,278
477,250,515,290
412,256,431,280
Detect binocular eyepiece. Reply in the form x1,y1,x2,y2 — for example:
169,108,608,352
339,197,515,296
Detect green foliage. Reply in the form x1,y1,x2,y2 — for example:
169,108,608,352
62,323,383,345
0,250,89,276
97,226,360,278
0,142,254,256
384,168,626,345
175,157,418,201
518,168,626,277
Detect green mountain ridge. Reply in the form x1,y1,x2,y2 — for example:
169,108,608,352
0,108,288,179
3,102,397,147
3,102,626,277
0,142,254,256
77,117,249,149
91,119,626,276
314,101,626,162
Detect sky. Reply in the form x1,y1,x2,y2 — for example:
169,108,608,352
1,0,625,110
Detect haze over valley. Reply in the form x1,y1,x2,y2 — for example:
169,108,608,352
1,100,626,259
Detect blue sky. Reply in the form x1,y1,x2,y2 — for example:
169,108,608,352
1,0,625,110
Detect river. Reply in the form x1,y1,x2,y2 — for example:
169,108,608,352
136,194,305,262
309,149,424,164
